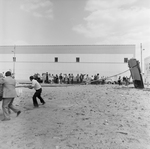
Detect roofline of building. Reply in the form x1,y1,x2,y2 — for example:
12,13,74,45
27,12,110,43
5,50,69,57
0,44,136,47
0,44,136,56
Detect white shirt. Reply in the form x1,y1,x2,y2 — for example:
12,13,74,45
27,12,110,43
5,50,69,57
31,79,41,90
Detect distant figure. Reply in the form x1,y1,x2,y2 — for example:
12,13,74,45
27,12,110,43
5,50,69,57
76,74,80,84
68,74,70,84
42,73,46,83
91,75,94,81
123,76,126,84
29,76,45,108
125,76,129,86
85,74,91,85
71,74,74,84
118,76,122,85
59,73,63,84
64,74,68,84
45,72,49,83
79,74,84,83
101,76,105,85
55,74,59,84
1,71,21,121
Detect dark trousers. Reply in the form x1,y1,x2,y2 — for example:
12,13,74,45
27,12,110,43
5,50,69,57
33,88,45,107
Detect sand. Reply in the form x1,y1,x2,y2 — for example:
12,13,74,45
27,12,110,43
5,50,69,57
0,84,150,149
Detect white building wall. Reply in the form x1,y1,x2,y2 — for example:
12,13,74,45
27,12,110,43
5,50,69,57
0,53,132,80
0,45,135,80
14,63,130,80
0,54,132,62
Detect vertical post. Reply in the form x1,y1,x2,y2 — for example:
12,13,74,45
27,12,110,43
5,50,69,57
13,45,16,77
140,43,142,74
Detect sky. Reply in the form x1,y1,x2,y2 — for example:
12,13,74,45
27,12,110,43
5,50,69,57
0,0,150,61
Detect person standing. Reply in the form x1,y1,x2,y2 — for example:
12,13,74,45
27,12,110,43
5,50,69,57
29,76,45,108
118,76,122,85
76,74,80,84
59,73,63,84
70,74,74,84
1,71,21,121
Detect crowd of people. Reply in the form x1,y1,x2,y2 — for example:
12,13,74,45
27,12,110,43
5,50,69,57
33,72,131,85
33,72,105,85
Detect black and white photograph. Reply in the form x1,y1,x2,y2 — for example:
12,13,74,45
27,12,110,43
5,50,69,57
0,0,150,148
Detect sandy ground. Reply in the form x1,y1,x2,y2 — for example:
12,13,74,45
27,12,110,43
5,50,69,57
0,84,150,149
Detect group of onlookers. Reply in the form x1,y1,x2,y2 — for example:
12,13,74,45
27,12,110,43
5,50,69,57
33,73,102,84
118,76,131,86
32,72,131,85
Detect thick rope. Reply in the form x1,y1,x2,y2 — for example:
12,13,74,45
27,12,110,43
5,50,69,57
86,63,139,84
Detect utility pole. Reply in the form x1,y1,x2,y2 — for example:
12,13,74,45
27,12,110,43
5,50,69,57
12,45,16,77
140,43,145,75
140,43,143,74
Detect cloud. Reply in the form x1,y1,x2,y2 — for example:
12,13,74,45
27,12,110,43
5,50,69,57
85,0,137,11
20,0,53,19
73,0,150,46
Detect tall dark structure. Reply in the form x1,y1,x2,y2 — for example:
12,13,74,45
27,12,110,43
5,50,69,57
128,58,144,89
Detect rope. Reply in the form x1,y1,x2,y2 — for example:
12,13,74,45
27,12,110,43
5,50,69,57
85,63,139,84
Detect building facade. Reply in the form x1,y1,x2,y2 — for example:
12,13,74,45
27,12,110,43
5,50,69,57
0,45,135,80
